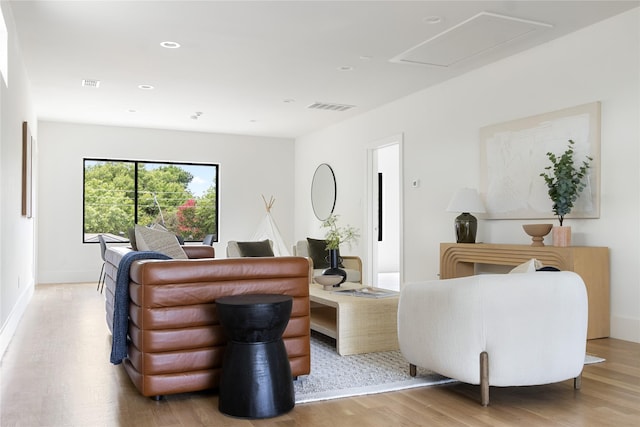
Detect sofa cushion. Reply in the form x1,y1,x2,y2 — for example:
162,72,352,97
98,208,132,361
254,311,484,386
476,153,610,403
312,268,361,283
134,224,188,259
307,238,345,268
236,240,275,257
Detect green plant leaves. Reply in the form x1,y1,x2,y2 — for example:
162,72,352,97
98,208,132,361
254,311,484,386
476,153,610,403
539,139,592,226
321,214,360,250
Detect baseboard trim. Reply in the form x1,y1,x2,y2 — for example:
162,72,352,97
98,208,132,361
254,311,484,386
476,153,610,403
0,284,34,359
610,315,640,343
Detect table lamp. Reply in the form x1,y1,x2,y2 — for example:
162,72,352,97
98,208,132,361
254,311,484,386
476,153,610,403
446,188,486,243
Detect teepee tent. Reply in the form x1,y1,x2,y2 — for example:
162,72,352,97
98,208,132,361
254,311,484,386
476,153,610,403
251,196,291,256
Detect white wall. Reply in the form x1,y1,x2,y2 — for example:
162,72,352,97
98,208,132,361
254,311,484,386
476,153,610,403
294,9,640,342
37,122,295,283
0,3,37,356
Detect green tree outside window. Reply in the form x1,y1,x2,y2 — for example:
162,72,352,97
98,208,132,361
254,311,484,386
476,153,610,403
83,159,218,243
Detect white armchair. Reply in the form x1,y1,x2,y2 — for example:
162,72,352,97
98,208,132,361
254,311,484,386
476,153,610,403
398,271,588,406
293,240,362,283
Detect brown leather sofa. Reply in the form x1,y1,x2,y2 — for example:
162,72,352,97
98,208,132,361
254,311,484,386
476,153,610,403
104,245,311,399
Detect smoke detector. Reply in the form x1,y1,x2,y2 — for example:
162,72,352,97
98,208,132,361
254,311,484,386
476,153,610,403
81,79,100,88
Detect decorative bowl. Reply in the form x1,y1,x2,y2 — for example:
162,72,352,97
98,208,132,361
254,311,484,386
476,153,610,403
522,224,553,247
314,275,343,290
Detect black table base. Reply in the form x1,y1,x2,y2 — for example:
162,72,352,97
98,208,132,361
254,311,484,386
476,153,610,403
216,294,294,419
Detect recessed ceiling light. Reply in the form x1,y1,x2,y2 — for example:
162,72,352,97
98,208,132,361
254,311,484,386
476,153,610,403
359,55,373,61
283,98,296,103
423,15,443,24
128,109,137,113
138,84,154,90
337,66,354,71
160,41,181,49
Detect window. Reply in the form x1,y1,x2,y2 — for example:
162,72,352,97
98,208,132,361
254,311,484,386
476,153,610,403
83,159,218,243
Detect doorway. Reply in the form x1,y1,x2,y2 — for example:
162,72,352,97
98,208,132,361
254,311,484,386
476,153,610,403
367,135,402,291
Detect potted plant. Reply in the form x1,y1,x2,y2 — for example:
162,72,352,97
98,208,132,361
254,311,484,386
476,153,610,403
321,214,359,284
322,213,359,250
540,139,592,246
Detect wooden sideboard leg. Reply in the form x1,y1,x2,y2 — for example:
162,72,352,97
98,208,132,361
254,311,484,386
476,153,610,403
480,351,489,406
409,363,417,377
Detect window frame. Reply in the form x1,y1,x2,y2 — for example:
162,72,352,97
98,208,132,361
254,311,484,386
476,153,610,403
82,158,219,244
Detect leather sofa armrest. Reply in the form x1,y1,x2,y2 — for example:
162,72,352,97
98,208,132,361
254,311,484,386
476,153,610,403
182,245,215,259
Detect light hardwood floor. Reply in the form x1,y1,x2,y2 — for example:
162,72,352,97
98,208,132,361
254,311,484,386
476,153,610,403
1,282,639,426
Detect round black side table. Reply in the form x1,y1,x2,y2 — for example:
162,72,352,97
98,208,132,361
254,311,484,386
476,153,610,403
216,294,294,419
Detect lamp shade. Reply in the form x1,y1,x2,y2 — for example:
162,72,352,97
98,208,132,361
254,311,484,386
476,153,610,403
446,188,486,214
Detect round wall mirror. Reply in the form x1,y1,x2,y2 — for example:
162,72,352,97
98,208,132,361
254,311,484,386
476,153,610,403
311,163,336,221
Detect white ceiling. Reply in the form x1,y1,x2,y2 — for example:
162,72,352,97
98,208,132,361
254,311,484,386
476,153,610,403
8,1,638,138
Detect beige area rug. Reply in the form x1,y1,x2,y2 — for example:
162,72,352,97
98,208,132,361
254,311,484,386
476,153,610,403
294,332,606,404
294,332,455,404
584,354,606,364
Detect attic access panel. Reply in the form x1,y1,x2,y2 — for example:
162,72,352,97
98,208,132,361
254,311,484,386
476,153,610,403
391,12,553,67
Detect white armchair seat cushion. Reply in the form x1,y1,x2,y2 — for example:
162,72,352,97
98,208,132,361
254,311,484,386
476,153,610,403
312,267,360,283
398,272,588,387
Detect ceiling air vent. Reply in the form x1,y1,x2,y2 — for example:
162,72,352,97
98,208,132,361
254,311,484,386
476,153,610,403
81,79,100,88
307,102,356,112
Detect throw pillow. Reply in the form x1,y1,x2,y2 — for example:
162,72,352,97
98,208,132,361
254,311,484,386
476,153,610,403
306,238,345,269
128,227,138,251
236,240,275,257
149,223,185,243
509,258,543,273
537,266,561,272
134,224,188,259
307,238,331,269
149,222,168,231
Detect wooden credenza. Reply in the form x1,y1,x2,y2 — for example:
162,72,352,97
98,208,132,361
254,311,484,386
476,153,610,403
440,243,610,339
